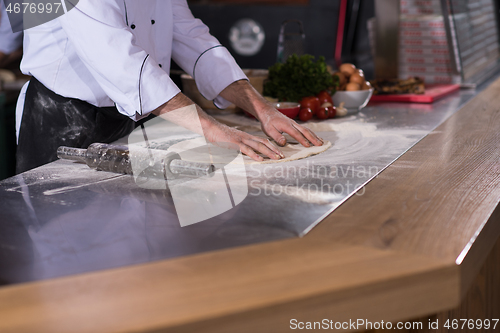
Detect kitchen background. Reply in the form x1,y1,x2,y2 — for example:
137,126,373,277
3,0,500,180
0,0,376,181
183,0,375,78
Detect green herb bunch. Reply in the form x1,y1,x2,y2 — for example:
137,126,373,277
263,54,339,102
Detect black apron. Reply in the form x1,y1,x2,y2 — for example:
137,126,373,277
16,77,136,174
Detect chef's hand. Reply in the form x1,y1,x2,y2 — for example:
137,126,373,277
152,93,284,161
256,104,323,147
203,120,285,162
219,80,323,147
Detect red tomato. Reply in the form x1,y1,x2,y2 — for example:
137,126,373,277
316,90,333,106
299,96,320,115
328,106,336,118
316,107,330,120
298,108,313,122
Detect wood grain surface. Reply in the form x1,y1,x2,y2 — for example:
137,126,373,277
371,235,500,333
1,78,500,332
311,76,500,274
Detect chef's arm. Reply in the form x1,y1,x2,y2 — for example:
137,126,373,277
169,1,319,148
218,80,323,148
59,3,183,121
59,3,281,161
170,0,248,110
152,92,285,161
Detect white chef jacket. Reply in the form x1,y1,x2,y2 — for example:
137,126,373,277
0,1,23,54
19,0,246,122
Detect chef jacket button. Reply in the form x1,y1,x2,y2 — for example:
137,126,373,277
159,64,162,68
151,20,155,25
131,24,136,29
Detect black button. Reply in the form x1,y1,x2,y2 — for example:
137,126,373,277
159,64,162,68
131,24,136,29
151,20,155,25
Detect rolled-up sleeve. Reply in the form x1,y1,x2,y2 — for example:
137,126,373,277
0,1,23,54
170,0,247,109
60,0,180,120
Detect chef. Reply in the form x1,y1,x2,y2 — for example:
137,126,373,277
15,0,323,173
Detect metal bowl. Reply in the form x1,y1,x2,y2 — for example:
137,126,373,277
331,89,374,111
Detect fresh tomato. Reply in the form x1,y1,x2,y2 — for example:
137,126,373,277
316,90,333,106
299,96,320,115
328,106,336,118
316,107,330,120
298,108,313,122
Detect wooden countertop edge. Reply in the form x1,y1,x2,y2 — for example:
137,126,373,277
0,241,459,333
2,78,500,332
458,203,500,295
154,259,459,333
309,75,500,306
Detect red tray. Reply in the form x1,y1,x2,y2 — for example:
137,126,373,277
369,84,460,103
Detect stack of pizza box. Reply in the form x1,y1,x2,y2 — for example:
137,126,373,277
400,0,442,15
398,15,457,83
367,0,460,84
398,0,458,84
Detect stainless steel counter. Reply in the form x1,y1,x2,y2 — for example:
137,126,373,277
0,85,481,286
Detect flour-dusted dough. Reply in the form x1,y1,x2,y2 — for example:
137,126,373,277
247,140,332,164
167,136,332,165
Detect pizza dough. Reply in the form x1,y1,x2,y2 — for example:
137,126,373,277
167,136,331,165
251,140,331,164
